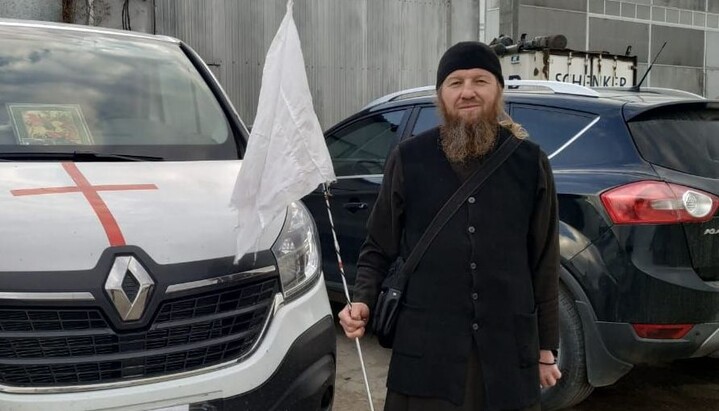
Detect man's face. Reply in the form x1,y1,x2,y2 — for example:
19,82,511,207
438,68,500,123
436,67,503,163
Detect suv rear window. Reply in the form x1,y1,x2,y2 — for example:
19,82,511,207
0,29,237,160
628,107,719,178
511,105,597,156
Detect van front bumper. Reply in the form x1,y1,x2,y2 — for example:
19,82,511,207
194,315,335,411
0,277,336,411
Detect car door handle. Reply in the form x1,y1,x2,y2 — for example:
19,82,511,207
343,202,368,212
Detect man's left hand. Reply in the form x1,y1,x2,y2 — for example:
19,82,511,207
539,349,562,388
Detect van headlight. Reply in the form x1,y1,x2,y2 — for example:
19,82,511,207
271,201,321,299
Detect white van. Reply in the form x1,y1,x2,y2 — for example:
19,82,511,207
0,19,335,411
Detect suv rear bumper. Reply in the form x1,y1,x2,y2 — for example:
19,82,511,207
597,321,719,364
0,277,336,411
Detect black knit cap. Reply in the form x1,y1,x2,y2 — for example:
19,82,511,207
436,41,504,89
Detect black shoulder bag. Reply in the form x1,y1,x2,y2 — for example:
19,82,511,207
372,136,522,348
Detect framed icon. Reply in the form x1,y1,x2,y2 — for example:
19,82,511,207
7,104,94,145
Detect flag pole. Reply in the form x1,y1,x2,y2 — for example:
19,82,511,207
323,184,375,411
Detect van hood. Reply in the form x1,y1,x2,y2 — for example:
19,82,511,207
0,161,284,271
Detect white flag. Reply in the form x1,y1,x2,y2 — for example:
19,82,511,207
231,0,336,263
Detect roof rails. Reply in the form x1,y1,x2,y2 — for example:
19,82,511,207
596,86,705,99
504,80,600,97
362,85,435,110
642,87,704,99
363,79,600,110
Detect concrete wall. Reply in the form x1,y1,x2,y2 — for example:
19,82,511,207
69,0,154,33
0,0,61,21
707,28,719,98
0,0,152,31
486,0,501,40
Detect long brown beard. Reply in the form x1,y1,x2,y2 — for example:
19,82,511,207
438,97,500,163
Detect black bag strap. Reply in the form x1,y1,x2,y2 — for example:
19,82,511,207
402,135,522,275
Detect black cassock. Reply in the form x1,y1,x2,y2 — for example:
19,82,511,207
353,127,559,411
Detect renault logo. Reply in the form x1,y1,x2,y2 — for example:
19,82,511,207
105,256,154,321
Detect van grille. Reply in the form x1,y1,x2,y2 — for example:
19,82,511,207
0,277,278,386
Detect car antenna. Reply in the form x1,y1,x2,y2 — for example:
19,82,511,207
631,41,667,92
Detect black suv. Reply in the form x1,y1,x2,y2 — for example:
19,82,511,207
303,81,719,410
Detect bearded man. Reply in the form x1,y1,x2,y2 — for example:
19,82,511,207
339,42,562,411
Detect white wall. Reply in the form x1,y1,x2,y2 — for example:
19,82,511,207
0,0,61,21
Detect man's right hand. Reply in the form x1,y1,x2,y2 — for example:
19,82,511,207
338,302,370,339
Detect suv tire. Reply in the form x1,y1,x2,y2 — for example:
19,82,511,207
541,284,594,410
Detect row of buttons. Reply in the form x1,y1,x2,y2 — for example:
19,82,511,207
470,258,478,304
469,197,479,332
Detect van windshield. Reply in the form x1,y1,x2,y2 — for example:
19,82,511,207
0,26,239,160
628,106,719,178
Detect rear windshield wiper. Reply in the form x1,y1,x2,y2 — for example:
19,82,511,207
0,151,164,162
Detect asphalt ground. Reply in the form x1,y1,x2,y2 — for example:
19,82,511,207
332,316,719,411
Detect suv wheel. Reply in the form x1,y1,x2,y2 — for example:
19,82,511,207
541,284,594,410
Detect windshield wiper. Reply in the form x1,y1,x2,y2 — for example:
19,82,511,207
0,151,164,162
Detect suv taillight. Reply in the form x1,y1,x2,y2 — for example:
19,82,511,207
600,181,719,225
